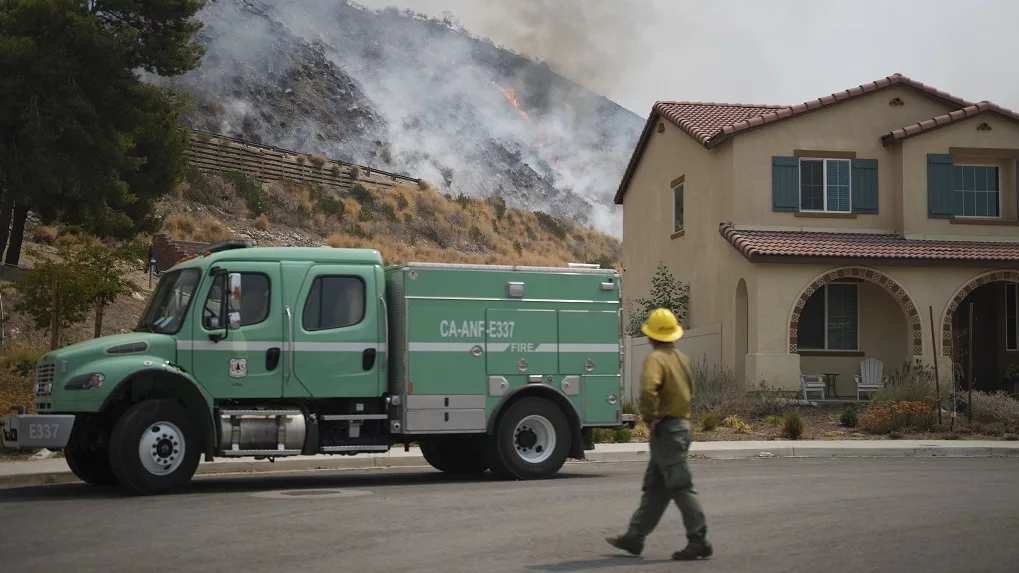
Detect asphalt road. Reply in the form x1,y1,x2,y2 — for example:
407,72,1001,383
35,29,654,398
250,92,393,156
2,458,1018,573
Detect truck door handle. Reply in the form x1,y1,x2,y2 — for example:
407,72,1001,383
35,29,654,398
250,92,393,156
266,347,281,371
362,348,376,371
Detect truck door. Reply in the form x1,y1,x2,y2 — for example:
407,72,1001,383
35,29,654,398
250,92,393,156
188,262,284,399
287,264,382,398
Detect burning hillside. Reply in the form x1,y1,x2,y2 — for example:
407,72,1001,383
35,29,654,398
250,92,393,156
155,0,643,236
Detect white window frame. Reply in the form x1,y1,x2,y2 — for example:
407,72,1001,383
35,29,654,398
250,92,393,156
1007,283,1019,352
798,158,852,214
672,181,684,234
953,163,1002,220
800,282,860,352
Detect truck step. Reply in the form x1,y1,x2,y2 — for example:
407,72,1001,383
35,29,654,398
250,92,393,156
319,414,388,421
219,449,304,457
320,445,389,453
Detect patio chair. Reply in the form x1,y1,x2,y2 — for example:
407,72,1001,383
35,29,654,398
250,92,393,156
800,374,825,400
854,358,888,400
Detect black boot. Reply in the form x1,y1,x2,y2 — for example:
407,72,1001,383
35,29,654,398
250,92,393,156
672,540,713,560
605,535,643,556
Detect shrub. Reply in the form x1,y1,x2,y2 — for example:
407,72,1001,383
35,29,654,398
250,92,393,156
512,240,524,257
380,203,398,222
840,406,859,428
873,359,941,406
221,171,269,217
350,183,374,207
783,411,805,439
534,211,569,240
350,165,362,180
254,215,271,231
317,195,346,219
968,391,1019,424
358,209,373,222
0,347,47,376
163,214,197,239
592,428,633,443
455,193,472,209
700,412,720,431
860,399,936,435
690,360,749,417
31,225,59,245
199,218,231,243
330,165,341,177
308,154,327,168
1004,434,1019,441
625,262,689,338
764,414,783,426
418,178,432,190
395,193,409,211
732,419,751,434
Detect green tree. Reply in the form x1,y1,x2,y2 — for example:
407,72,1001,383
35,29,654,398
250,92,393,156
12,247,95,349
0,0,206,265
625,262,690,338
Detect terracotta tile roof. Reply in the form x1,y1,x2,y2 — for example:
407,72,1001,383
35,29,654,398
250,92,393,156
654,102,784,147
881,101,1019,145
719,223,1019,266
614,73,976,204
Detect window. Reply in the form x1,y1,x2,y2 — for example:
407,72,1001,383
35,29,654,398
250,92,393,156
672,182,684,234
953,165,1000,218
798,283,859,351
137,269,201,334
1007,283,1018,352
202,272,270,329
800,158,850,213
303,276,366,331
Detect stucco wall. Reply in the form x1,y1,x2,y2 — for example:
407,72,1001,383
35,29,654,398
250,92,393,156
731,86,954,231
620,120,758,377
623,325,721,402
901,115,1019,240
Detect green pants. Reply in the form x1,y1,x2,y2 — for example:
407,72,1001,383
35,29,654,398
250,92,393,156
626,417,707,545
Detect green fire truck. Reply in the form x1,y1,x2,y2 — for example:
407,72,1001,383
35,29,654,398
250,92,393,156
2,240,629,494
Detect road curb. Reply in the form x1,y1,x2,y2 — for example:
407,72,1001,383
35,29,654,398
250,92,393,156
3,444,1018,489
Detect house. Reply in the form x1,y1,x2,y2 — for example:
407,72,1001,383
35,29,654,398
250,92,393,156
615,73,1019,398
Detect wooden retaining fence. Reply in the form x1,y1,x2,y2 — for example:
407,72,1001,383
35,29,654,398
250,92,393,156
185,128,421,193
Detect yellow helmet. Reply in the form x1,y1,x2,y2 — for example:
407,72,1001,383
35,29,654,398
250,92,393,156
641,308,684,342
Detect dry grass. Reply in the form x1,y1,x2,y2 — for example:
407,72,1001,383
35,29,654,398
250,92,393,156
254,215,271,231
350,165,362,180
163,214,198,239
308,154,328,168
30,225,59,245
200,218,231,243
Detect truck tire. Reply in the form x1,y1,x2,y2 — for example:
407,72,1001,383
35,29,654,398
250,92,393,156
489,397,570,480
419,438,489,475
108,399,202,495
64,443,117,487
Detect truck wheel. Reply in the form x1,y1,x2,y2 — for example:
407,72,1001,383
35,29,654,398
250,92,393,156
64,443,117,487
108,399,201,495
420,438,489,475
490,397,570,480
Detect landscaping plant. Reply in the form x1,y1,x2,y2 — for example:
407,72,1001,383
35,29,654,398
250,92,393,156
839,405,859,428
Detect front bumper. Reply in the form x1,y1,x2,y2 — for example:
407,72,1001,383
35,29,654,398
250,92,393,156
2,413,76,450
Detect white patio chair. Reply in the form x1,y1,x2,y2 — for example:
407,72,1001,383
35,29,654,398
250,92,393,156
854,358,888,400
800,374,825,400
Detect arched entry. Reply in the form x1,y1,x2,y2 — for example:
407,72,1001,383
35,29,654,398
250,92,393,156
735,279,749,380
941,270,1019,393
789,267,922,355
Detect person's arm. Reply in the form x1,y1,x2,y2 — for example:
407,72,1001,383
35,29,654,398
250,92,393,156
638,353,664,422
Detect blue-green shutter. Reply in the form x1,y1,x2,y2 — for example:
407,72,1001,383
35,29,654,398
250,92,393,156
772,156,799,212
927,153,955,218
851,158,879,214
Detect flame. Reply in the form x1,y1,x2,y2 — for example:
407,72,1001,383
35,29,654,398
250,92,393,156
491,81,530,121
491,80,575,185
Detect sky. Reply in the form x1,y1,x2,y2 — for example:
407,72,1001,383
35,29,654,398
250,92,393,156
358,0,1019,116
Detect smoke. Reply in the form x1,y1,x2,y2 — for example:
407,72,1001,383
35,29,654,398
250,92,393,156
466,0,655,99
164,0,645,237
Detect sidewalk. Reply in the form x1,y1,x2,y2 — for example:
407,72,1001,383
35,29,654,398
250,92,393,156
3,439,1018,488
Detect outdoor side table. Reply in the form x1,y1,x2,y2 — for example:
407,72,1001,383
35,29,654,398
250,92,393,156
822,373,839,399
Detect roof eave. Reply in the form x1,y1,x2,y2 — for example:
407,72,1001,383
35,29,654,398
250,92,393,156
881,107,1019,146
613,110,660,205
741,253,1019,269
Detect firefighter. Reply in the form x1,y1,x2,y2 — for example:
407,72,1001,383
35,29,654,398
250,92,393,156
605,307,712,561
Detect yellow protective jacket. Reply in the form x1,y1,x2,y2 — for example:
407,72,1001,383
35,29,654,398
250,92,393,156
638,343,695,421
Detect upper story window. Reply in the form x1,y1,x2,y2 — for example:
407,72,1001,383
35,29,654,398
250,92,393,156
800,158,851,213
672,180,684,234
953,164,1000,218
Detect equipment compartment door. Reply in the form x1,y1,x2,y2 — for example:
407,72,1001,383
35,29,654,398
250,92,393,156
583,375,622,425
556,310,621,375
485,309,558,375
289,264,382,398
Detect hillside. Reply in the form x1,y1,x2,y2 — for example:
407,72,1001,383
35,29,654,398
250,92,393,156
156,0,644,236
